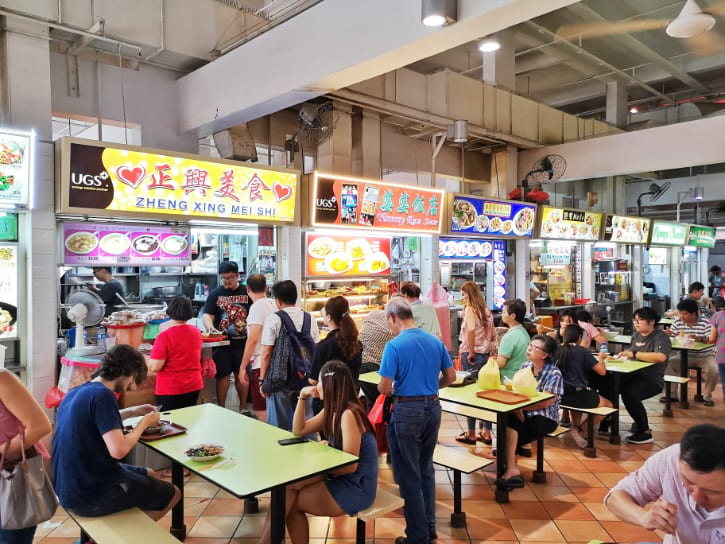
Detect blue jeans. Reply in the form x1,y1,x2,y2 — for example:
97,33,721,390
462,352,489,432
0,526,36,544
266,390,314,435
387,398,441,544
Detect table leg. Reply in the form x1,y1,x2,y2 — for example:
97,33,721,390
494,412,510,504
609,373,621,445
679,350,690,409
270,486,286,544
170,461,187,541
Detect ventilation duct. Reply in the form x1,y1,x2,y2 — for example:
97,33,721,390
213,124,258,162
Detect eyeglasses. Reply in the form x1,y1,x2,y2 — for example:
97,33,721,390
528,343,546,352
220,274,238,282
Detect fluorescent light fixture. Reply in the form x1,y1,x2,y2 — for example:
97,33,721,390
421,0,457,27
693,187,704,200
478,38,501,52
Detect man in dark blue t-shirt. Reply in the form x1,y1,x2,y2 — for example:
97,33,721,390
52,345,180,519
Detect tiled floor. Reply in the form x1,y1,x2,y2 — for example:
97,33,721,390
35,382,723,543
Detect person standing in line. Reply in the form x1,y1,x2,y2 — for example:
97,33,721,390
378,297,456,544
203,261,251,409
400,282,442,338
239,274,278,421
89,267,125,316
709,307,725,403
148,295,203,411
708,265,723,298
357,309,395,409
0,369,53,544
454,281,497,445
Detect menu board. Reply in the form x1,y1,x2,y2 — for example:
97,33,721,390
650,221,689,246
58,139,298,222
449,195,536,238
312,173,444,233
490,241,507,310
0,130,32,207
0,214,18,241
0,244,18,339
604,215,650,244
438,237,497,260
538,206,602,241
306,233,391,277
62,222,191,266
687,225,716,248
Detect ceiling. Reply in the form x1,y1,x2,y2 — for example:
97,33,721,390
406,0,725,123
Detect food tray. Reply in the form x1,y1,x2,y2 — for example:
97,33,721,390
127,422,187,441
202,335,226,343
476,390,530,404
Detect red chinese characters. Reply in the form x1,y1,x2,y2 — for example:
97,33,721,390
242,172,270,202
214,169,240,202
181,168,212,196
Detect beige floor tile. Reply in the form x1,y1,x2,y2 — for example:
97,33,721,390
184,481,222,498
233,515,266,538
556,519,611,541
583,501,620,522
509,519,565,541
188,515,242,539
466,518,516,540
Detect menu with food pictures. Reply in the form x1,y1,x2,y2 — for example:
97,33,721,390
650,221,689,246
62,222,191,266
438,237,497,260
0,244,18,339
604,215,651,244
0,130,32,207
449,195,536,238
538,206,602,241
306,233,391,277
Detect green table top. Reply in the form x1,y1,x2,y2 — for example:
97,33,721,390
140,403,357,498
607,335,632,344
659,318,674,325
604,358,654,373
359,371,381,385
670,339,715,351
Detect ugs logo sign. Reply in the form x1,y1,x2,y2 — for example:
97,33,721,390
71,170,109,187
316,195,336,209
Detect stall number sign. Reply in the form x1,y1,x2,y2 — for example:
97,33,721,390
604,215,650,244
64,141,298,222
650,221,689,246
312,173,444,233
539,206,602,241
306,233,391,277
687,225,715,248
0,130,31,207
450,195,536,238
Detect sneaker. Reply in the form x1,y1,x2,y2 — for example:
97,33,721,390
395,538,407,544
659,395,679,403
629,423,638,434
703,399,715,407
626,431,654,444
570,427,588,449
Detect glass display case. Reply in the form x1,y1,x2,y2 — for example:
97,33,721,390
530,241,582,306
302,278,388,333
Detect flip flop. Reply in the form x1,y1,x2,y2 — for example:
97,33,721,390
495,475,525,489
477,433,493,445
455,432,477,445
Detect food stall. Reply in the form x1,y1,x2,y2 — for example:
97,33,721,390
644,221,689,312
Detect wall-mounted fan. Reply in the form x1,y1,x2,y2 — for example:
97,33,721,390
636,181,671,216
296,102,338,148
511,154,567,202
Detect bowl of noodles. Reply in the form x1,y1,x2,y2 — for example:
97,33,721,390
512,207,535,235
452,199,477,229
65,232,98,255
0,302,16,332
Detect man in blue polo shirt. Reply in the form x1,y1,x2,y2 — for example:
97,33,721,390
378,297,456,544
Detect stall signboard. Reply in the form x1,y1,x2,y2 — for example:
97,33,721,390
57,138,299,223
538,206,602,241
0,244,18,338
311,172,444,233
449,195,536,238
0,129,32,207
438,237,497,260
62,222,191,266
650,221,689,246
0,215,18,241
604,215,650,244
686,225,716,248
306,233,392,277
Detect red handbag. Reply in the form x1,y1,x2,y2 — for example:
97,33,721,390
368,394,393,454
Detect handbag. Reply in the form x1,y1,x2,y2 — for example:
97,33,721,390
368,394,393,454
0,433,58,530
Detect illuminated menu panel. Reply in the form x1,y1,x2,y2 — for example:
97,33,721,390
449,195,536,238
306,233,391,277
686,225,715,248
0,129,32,207
538,206,603,241
650,221,689,246
604,215,651,244
0,244,18,338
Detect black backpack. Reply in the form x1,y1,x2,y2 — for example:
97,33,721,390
262,310,316,394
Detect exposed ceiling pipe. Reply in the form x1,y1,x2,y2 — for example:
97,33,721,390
143,0,165,62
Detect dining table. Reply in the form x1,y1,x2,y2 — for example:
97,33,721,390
137,403,357,543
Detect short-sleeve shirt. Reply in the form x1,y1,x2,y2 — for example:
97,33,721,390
150,324,203,395
359,310,394,364
309,329,362,381
246,298,278,369
670,315,716,357
261,306,321,347
498,325,530,380
578,320,601,348
203,285,251,347
411,302,441,336
519,360,563,422
629,329,672,381
712,310,725,365
100,279,125,316
460,306,495,355
52,381,123,509
379,328,452,397
559,345,599,389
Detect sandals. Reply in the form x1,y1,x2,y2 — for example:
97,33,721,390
455,432,477,445
477,432,493,445
495,475,525,489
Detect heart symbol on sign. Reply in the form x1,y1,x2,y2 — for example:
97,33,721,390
116,165,147,189
273,183,292,202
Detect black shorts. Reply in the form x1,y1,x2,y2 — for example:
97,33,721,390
213,346,244,378
506,414,557,447
561,388,600,409
69,464,175,517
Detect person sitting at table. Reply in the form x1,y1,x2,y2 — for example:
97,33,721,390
548,308,577,343
496,335,563,490
684,281,714,319
661,298,718,407
148,295,203,411
613,307,672,445
555,324,612,449
575,309,607,350
604,423,725,544
258,360,378,544
52,345,181,520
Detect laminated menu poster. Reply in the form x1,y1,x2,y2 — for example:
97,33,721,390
450,195,536,238
306,233,391,277
0,244,18,339
0,130,32,207
312,173,444,233
59,140,298,222
62,222,191,266
538,206,602,241
604,215,650,244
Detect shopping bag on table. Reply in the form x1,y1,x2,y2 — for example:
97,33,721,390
368,394,393,454
477,357,500,390
512,366,538,397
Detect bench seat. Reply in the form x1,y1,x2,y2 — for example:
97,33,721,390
560,405,618,458
355,488,404,544
663,375,691,417
67,507,179,544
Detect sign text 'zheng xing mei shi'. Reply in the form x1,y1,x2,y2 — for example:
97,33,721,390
0,129,32,207
449,195,536,237
538,206,603,241
650,221,689,246
312,173,444,233
62,222,191,267
686,225,715,248
306,233,392,277
604,215,650,244
58,140,298,222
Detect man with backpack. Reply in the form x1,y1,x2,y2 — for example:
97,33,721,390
259,280,320,430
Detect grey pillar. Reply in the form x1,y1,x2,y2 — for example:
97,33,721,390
605,80,628,129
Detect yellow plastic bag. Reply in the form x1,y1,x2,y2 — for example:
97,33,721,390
477,358,500,390
512,366,538,397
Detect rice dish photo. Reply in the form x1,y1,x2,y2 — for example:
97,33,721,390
324,252,353,274
308,237,336,259
474,215,489,232
480,241,493,257
500,220,514,235
346,238,371,260
65,232,98,254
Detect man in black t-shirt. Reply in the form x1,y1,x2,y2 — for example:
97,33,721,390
203,261,250,409
90,267,125,316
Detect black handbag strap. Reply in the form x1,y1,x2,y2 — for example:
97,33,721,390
0,429,27,471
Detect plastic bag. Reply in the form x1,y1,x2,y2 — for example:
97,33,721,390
427,282,447,303
427,282,451,350
201,357,217,379
477,358,500,390
368,394,392,454
512,366,538,397
44,386,65,409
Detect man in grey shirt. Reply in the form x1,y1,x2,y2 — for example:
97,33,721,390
400,282,441,338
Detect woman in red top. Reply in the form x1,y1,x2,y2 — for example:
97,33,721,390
149,296,203,410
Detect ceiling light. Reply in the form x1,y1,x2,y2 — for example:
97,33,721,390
421,0,457,27
478,38,501,53
629,106,638,114
446,120,468,143
666,0,715,38
693,187,704,200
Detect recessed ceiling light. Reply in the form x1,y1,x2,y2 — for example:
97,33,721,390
478,39,501,53
629,107,639,114
421,0,457,27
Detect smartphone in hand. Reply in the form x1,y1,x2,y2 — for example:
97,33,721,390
278,437,309,446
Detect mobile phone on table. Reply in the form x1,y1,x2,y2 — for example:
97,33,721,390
278,437,309,446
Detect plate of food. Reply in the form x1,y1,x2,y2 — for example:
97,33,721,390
480,241,493,258
185,443,225,462
467,241,481,257
65,232,98,254
473,214,489,232
494,273,506,286
99,233,130,255
201,332,226,342
513,207,535,235
489,216,503,232
364,251,390,274
455,241,469,257
493,260,506,274
0,139,24,165
452,199,477,229
132,234,160,255
142,419,171,435
308,236,336,259
493,285,506,297
445,241,458,257
161,235,188,256
324,252,354,274
346,238,372,260
500,220,514,235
